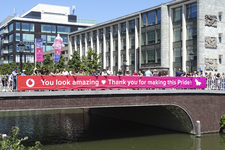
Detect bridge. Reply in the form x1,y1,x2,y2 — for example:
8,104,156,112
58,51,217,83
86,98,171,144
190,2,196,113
0,89,224,134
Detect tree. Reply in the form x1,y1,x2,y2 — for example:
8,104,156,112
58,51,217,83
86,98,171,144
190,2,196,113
67,50,86,72
23,61,33,75
83,48,102,74
54,54,65,72
1,64,10,75
9,62,18,74
43,54,53,73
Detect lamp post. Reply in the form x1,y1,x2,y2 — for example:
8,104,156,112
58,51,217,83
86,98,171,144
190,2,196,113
189,51,194,73
123,60,127,75
18,42,25,73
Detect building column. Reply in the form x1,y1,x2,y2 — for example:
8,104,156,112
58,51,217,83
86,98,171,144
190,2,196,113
74,36,77,52
110,25,113,72
97,29,100,55
90,31,93,49
103,28,106,69
182,4,187,72
79,34,82,58
169,8,173,76
126,20,129,69
139,14,142,70
135,18,139,72
118,23,121,69
68,36,72,59
85,33,87,56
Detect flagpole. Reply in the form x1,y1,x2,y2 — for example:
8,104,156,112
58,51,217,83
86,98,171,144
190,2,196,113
35,38,36,68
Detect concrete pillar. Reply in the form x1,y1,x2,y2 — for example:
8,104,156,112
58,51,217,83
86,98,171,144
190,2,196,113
68,36,72,59
135,18,139,72
74,36,77,52
97,29,100,54
126,20,129,68
182,4,187,72
103,28,106,69
110,25,113,72
85,33,87,56
90,31,93,49
169,8,173,76
118,23,121,69
139,14,142,70
79,34,82,58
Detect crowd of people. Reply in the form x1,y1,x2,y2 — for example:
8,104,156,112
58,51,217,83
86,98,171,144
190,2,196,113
0,67,224,91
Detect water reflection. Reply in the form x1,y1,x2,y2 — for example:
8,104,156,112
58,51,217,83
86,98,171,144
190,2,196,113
0,109,223,150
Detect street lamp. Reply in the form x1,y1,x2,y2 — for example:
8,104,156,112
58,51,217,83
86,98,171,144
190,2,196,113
18,41,25,73
189,51,194,73
123,60,127,75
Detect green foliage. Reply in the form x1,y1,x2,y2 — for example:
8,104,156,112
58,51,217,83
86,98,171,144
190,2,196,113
67,51,86,72
82,48,102,74
220,115,225,132
9,62,18,74
43,54,53,73
24,61,33,75
54,54,65,72
0,64,10,75
0,126,41,150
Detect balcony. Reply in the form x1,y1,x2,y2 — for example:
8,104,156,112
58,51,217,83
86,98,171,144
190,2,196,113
3,40,8,45
0,60,9,65
1,49,8,56
2,30,8,35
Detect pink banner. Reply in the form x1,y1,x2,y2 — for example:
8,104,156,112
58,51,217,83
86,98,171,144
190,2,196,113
35,38,43,62
54,40,62,63
17,76,206,91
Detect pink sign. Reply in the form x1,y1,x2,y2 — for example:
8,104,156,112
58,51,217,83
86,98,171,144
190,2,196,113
17,76,206,91
54,40,62,63
35,38,43,62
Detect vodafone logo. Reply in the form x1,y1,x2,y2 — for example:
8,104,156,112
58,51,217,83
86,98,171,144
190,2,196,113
26,79,35,87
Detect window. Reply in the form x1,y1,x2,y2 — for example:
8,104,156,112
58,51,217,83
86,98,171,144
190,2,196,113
15,55,20,63
187,25,197,40
156,30,161,43
16,33,20,41
57,26,71,34
9,55,13,63
129,53,135,65
99,43,103,53
113,25,118,37
186,3,197,19
147,50,155,63
173,7,182,22
157,49,161,63
219,37,222,43
113,40,118,51
129,20,135,33
106,27,110,38
157,9,161,24
142,33,146,45
219,16,222,21
44,45,54,52
87,33,91,42
106,57,110,67
147,31,155,44
41,35,55,43
26,55,34,63
174,48,182,62
9,45,13,53
113,55,118,66
121,23,126,35
148,11,155,25
22,23,34,32
41,25,56,33
93,31,97,41
121,39,126,50
99,29,103,40
22,34,34,42
24,45,34,53
173,28,182,42
141,51,146,64
186,46,197,60
8,34,13,43
106,42,110,52
61,36,68,44
82,47,85,56
129,37,135,49
121,55,126,65
16,22,20,31
142,14,146,27
9,24,13,32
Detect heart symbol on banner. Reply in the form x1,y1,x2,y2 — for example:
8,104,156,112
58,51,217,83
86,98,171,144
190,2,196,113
101,80,106,85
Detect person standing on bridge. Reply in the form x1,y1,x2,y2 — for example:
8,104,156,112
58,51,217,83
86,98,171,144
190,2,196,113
62,68,69,76
12,68,19,92
145,68,152,76
176,68,182,77
92,69,99,76
107,67,113,76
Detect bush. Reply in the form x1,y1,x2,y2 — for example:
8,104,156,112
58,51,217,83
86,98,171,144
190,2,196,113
0,126,41,150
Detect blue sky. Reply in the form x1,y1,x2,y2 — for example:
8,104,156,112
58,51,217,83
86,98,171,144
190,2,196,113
0,0,170,24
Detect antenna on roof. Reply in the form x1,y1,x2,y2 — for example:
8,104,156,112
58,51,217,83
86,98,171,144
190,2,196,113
14,8,16,16
72,5,76,15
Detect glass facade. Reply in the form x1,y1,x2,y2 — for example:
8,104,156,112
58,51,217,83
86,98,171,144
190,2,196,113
44,45,54,52
9,55,13,63
129,37,135,49
173,48,182,62
106,42,110,52
9,24,13,32
113,56,118,66
9,45,13,53
22,34,34,42
173,7,182,22
142,14,146,27
142,33,146,45
61,36,68,44
157,49,161,63
129,53,135,65
147,50,155,63
121,23,126,35
157,30,161,43
106,56,110,67
148,11,155,25
26,55,34,63
157,9,161,24
113,25,118,37
57,26,71,34
16,22,20,31
121,39,126,50
113,40,118,51
187,25,197,40
186,3,197,19
41,24,56,33
141,51,146,64
147,31,155,44
129,20,135,33
41,35,55,43
22,23,34,32
16,33,20,41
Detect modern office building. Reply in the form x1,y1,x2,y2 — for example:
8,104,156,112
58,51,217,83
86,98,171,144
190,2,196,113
68,0,225,76
0,3,97,65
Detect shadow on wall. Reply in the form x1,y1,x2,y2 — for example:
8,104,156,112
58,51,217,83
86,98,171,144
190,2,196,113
90,105,194,134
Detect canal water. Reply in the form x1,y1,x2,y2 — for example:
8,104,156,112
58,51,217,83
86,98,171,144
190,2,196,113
0,108,224,150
